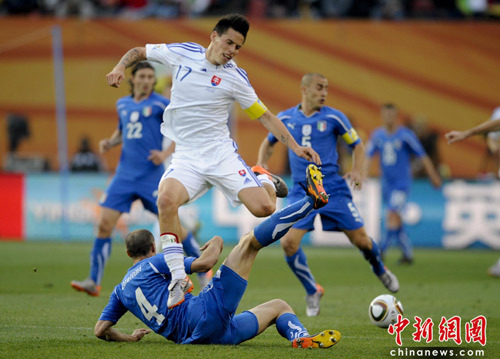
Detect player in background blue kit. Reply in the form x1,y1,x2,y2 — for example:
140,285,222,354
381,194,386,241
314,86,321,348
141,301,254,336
94,166,340,349
257,73,399,317
365,103,441,265
71,62,209,297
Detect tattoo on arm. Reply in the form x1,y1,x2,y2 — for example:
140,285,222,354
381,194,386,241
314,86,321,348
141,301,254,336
119,48,144,69
280,134,289,146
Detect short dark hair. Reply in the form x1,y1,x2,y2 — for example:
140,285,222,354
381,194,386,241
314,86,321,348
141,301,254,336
125,229,154,258
131,61,155,76
213,14,249,41
382,103,397,110
301,73,327,87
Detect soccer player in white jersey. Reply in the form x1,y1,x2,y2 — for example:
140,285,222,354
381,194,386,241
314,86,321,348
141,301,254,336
445,106,500,278
106,14,321,308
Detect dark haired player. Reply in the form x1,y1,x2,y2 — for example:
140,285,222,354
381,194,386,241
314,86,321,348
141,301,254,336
105,14,321,308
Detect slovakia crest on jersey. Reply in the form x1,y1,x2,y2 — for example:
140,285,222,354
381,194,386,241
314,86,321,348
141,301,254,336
211,75,221,86
317,121,327,132
142,106,152,117
239,169,246,176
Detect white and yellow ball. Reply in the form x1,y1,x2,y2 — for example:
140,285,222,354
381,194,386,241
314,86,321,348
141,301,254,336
368,294,404,328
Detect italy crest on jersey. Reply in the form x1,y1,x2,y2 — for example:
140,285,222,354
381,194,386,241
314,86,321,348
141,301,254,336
317,120,327,132
211,75,221,86
142,106,152,117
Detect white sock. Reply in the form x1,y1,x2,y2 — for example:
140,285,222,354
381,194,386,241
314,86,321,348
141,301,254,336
257,174,276,191
160,234,185,281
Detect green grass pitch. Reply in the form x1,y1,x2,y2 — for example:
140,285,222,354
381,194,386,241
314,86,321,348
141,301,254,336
0,240,498,359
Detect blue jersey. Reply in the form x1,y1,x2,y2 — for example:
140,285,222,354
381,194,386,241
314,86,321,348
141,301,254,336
268,105,361,193
366,126,426,191
115,92,169,181
99,254,196,343
99,258,254,345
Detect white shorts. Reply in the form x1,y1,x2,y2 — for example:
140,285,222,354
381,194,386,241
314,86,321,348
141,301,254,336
160,140,262,207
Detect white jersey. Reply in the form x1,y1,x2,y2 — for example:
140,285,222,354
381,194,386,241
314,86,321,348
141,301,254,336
487,107,500,141
146,42,267,150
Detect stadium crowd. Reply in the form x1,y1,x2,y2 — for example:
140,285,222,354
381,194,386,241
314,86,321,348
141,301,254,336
1,0,499,19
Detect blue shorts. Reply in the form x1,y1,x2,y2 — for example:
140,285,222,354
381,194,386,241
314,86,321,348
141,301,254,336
288,181,364,232
182,265,259,345
383,187,409,213
99,176,159,214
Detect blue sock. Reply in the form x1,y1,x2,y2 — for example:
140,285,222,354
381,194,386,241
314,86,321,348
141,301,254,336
254,196,314,247
182,232,201,258
276,313,310,341
89,237,111,285
360,238,385,276
380,228,398,254
285,247,317,295
396,227,413,259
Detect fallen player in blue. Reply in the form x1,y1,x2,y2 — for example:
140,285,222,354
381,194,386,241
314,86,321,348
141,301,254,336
94,165,340,348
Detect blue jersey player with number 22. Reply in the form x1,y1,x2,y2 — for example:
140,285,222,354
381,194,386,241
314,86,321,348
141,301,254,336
71,62,208,297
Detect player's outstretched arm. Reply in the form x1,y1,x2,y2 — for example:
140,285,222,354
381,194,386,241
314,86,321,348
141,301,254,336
343,142,365,190
190,236,224,273
445,118,500,144
444,130,469,144
258,111,321,165
94,320,151,342
106,47,147,88
256,137,276,169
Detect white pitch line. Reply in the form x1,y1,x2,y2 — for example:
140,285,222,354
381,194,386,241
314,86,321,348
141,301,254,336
1,325,497,345
0,324,134,332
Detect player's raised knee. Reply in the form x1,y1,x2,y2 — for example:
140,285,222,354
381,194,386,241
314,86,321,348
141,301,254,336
269,298,293,313
281,238,300,257
156,191,180,214
249,201,275,217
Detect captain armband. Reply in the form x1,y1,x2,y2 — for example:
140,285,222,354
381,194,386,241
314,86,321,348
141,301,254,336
243,99,268,120
342,128,360,145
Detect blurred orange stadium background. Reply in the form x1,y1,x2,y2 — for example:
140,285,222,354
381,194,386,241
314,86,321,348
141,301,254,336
0,18,499,177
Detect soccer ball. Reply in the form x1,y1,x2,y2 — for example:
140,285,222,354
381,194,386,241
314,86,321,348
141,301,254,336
368,294,403,328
